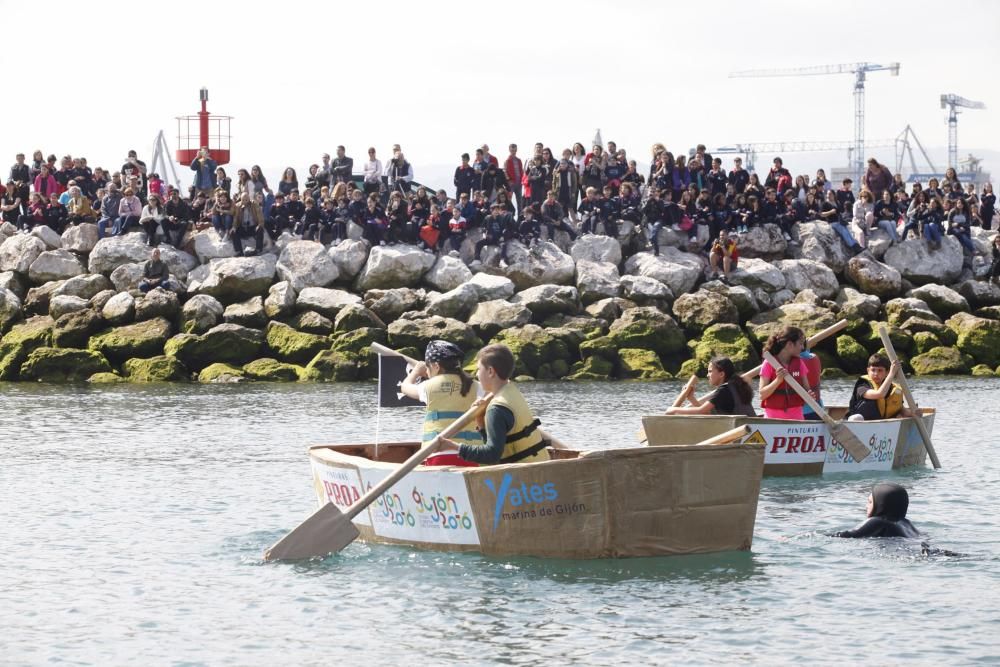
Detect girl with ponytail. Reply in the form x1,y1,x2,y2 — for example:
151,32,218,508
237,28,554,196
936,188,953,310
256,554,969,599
667,357,755,416
759,325,811,419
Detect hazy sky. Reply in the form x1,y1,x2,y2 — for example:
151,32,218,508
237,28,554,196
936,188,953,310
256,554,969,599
2,0,996,189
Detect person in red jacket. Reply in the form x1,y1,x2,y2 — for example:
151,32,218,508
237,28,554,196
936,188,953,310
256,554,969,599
759,326,811,420
504,144,524,214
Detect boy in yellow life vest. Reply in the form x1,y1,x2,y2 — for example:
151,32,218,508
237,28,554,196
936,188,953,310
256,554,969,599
400,340,482,466
438,344,551,465
846,354,916,421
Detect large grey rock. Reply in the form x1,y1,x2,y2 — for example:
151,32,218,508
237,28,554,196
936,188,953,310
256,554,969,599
264,281,296,319
620,275,673,306
363,287,426,323
386,315,481,351
424,255,473,292
0,234,46,273
672,290,740,334
333,304,386,332
52,308,105,348
425,283,480,320
355,245,436,291
774,259,839,299
955,280,1000,309
191,229,238,263
738,223,787,260
89,289,117,312
575,260,621,304
501,241,575,291
0,271,27,300
570,235,622,265
883,237,964,286
907,283,969,319
796,222,851,273
624,247,703,296
61,223,99,253
24,280,66,316
0,288,22,333
102,291,136,325
467,299,533,340
157,246,199,282
835,286,882,321
885,297,938,326
110,263,145,292
509,284,580,318
608,306,686,355
277,240,339,292
48,294,89,320
727,257,786,292
467,273,515,301
747,302,840,344
0,221,15,244
224,296,267,328
291,310,333,335
28,249,87,284
135,288,180,322
54,274,113,301
30,224,63,250
165,323,264,371
187,254,277,303
87,234,152,274
702,281,758,319
844,255,903,298
181,294,224,334
328,239,368,281
296,286,363,319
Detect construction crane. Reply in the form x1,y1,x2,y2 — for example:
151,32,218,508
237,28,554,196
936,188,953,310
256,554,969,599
940,94,986,171
707,138,896,174
729,62,900,186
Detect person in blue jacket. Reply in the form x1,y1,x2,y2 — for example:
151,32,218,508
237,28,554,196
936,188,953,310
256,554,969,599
190,148,218,196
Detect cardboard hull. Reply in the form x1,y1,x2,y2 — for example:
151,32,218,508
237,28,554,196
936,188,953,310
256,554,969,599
641,409,936,476
308,442,765,559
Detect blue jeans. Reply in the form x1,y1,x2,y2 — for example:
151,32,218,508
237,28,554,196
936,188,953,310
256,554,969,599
830,221,857,248
949,228,975,252
876,219,899,243
922,222,942,243
98,216,117,238
212,214,234,235
647,221,663,254
114,214,139,235
901,218,919,240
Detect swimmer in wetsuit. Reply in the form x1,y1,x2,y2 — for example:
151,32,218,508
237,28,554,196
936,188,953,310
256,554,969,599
832,482,920,538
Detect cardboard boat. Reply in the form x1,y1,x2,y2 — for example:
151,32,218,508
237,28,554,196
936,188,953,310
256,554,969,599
641,407,936,476
307,441,765,559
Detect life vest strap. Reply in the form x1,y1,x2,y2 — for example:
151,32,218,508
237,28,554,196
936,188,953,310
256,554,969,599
506,417,541,445
500,438,551,464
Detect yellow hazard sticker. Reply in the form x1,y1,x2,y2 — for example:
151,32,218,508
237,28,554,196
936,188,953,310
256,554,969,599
742,429,768,445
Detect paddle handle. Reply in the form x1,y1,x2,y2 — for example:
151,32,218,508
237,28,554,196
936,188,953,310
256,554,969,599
877,325,941,469
761,351,827,422
689,319,849,404
694,425,751,446
343,393,493,521
371,342,418,366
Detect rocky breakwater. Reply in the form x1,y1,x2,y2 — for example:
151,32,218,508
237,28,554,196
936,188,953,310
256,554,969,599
0,220,999,384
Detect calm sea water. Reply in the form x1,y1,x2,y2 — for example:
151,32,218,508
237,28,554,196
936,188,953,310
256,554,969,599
2,377,998,666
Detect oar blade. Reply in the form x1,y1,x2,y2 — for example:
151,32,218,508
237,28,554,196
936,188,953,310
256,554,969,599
264,502,361,561
830,423,872,461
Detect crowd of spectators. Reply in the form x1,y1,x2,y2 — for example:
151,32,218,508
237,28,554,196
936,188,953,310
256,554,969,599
3,142,997,280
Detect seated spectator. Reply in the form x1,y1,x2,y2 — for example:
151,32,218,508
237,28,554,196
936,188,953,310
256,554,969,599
138,248,175,293
44,193,67,232
232,191,265,255
873,190,901,244
139,194,167,246
164,189,192,248
211,191,235,238
946,198,976,255
920,198,945,250
710,229,739,282
540,190,576,243
65,186,96,225
17,192,46,232
518,205,542,247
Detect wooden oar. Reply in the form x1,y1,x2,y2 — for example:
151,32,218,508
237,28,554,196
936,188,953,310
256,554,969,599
370,342,569,450
671,374,698,408
877,325,941,469
762,351,871,461
264,396,491,561
694,424,751,446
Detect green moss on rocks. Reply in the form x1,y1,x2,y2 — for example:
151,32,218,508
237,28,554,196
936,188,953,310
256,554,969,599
608,307,686,356
494,325,572,377
971,364,996,377
88,317,172,363
197,363,247,383
910,346,969,375
678,357,705,378
52,309,105,349
912,331,943,355
947,314,1000,367
124,355,188,382
691,323,759,371
243,358,304,382
329,327,388,355
857,321,913,354
88,372,124,383
566,355,614,380
163,324,264,371
578,335,618,362
0,315,54,380
19,347,111,381
835,335,868,374
266,321,329,365
618,348,670,380
302,350,359,382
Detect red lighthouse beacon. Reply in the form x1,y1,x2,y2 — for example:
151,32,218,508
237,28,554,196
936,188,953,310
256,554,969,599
175,87,232,167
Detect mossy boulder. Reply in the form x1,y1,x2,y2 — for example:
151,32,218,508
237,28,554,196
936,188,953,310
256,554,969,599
52,309,105,349
88,317,172,363
386,315,482,352
290,310,333,335
0,315,54,379
578,335,618,362
608,306,685,356
536,358,570,380
566,355,614,380
302,350,359,382
197,362,247,383
971,364,996,377
910,346,969,375
946,313,1000,367
19,347,111,381
835,335,868,374
243,358,304,382
746,303,839,345
266,321,329,364
912,331,942,355
88,372,124,383
857,321,913,354
691,323,759,371
618,348,670,380
124,355,188,382
329,327,389,356
678,357,705,378
897,317,958,346
493,324,572,377
164,323,264,371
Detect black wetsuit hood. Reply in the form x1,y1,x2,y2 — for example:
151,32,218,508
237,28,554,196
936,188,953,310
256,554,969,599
871,482,909,521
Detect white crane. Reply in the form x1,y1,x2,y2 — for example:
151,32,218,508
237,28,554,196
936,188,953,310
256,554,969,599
940,94,986,172
729,62,900,187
